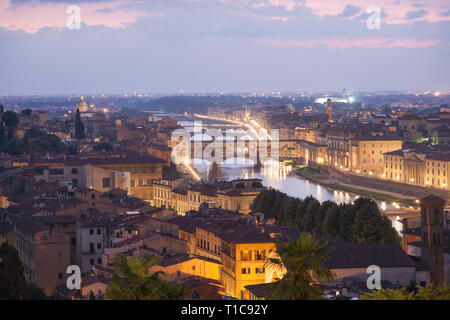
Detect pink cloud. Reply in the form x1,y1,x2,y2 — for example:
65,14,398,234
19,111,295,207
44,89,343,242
256,37,442,49
0,0,159,33
303,0,450,24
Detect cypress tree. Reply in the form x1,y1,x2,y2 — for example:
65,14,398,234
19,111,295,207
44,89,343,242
0,122,5,146
75,108,85,140
0,242,29,299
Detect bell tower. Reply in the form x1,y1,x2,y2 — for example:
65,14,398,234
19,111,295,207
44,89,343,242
420,194,445,287
327,98,333,122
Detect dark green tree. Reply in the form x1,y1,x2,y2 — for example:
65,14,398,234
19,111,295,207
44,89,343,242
352,198,401,245
302,198,321,231
322,205,341,238
26,282,47,300
314,201,335,234
75,108,85,140
65,144,78,155
1,138,24,155
23,129,65,155
0,122,5,146
93,142,113,152
162,161,182,177
361,285,450,300
2,111,19,128
88,290,97,300
0,242,29,299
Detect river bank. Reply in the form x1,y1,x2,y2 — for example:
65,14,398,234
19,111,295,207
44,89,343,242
294,166,417,207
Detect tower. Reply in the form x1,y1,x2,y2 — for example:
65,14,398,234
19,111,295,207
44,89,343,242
326,98,333,123
420,195,445,287
208,161,221,181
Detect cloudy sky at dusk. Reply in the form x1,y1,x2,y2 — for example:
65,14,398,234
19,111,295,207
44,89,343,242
1,0,449,94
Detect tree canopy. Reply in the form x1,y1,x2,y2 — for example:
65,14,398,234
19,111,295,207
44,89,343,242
251,190,401,245
106,254,188,300
361,285,450,300
2,111,19,128
0,242,29,299
23,129,65,155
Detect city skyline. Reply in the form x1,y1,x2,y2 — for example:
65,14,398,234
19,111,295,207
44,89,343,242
1,0,450,95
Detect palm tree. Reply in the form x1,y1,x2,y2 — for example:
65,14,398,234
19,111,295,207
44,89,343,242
106,254,188,300
265,233,335,300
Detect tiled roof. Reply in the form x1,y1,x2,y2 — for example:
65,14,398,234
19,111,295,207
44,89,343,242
353,135,402,141
425,153,450,161
244,282,271,298
324,239,416,269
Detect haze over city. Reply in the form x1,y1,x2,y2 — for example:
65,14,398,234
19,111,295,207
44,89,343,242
1,0,450,94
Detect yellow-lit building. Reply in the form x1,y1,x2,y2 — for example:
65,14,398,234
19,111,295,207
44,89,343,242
383,150,405,182
351,136,402,176
425,154,450,190
168,212,299,300
298,140,327,165
148,254,221,282
151,176,185,208
220,240,273,299
169,179,265,215
382,149,450,191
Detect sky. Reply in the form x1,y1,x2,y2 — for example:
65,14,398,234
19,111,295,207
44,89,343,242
0,0,449,95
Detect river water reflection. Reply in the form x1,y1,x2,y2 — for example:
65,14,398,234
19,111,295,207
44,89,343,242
193,159,355,204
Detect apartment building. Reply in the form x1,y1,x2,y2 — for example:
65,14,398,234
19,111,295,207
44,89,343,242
32,153,164,198
383,149,450,191
351,135,402,176
425,154,450,190
8,216,72,295
168,209,300,299
169,179,265,215
76,213,122,272
151,176,185,208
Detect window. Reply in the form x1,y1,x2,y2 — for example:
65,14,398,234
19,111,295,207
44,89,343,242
241,250,252,261
90,259,94,265
255,250,266,260
71,168,78,174
49,168,64,175
97,243,102,250
102,177,111,188
89,229,94,235
255,267,265,274
90,243,95,253
241,268,250,274
97,228,101,235
97,257,102,265
71,238,76,245
58,273,63,280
